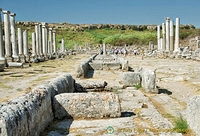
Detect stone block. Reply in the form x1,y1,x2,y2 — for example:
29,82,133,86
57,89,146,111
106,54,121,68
122,72,141,87
53,93,121,119
186,95,200,136
140,68,158,93
0,64,4,72
8,62,23,68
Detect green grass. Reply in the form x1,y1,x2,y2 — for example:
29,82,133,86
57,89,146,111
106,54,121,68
173,116,189,134
133,84,142,90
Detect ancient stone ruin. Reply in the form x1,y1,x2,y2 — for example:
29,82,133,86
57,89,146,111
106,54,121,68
0,6,200,136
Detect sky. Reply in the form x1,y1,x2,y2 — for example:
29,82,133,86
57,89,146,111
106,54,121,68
1,0,200,28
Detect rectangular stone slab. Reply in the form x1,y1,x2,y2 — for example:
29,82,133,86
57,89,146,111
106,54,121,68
53,93,121,119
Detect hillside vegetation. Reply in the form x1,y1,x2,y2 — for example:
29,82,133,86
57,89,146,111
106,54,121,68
55,28,200,49
17,24,200,49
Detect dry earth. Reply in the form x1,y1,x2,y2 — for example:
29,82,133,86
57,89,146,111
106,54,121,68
0,54,90,103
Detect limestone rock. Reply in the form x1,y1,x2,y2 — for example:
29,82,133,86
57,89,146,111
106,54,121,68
76,54,97,78
186,95,200,136
75,80,107,92
140,68,158,93
122,72,141,87
0,64,4,72
8,62,23,68
53,93,121,119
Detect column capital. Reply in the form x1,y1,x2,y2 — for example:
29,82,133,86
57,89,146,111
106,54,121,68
10,13,16,16
42,22,47,26
52,30,56,33
2,10,10,14
165,17,170,21
49,28,53,31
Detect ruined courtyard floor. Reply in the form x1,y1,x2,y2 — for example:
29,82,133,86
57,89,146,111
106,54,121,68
1,54,199,135
0,54,90,103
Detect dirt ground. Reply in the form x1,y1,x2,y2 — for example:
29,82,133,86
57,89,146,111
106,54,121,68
0,54,90,103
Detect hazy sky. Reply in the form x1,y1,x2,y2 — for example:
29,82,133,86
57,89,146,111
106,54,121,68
1,0,200,28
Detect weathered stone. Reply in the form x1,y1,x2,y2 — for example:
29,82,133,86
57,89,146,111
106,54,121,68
122,72,141,87
186,95,200,136
75,80,107,92
140,68,158,93
8,62,23,68
0,74,75,136
53,93,121,119
76,54,97,78
0,63,4,71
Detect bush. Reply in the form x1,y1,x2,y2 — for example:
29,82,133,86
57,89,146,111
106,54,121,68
173,116,189,134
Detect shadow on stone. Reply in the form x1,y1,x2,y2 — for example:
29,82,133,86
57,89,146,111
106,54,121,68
42,65,56,68
158,88,172,95
85,66,94,78
128,66,134,72
43,99,74,136
26,72,36,74
74,83,87,92
0,72,17,76
10,75,24,77
121,112,136,117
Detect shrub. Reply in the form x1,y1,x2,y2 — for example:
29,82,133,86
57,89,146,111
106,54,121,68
173,116,189,134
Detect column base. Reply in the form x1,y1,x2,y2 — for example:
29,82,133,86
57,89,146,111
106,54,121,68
0,63,4,72
0,57,7,67
5,56,13,63
12,55,20,62
25,55,30,63
19,55,26,63
44,55,49,61
48,54,55,60
30,56,39,63
37,56,45,62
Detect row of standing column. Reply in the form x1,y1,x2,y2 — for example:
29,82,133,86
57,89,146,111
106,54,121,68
0,9,61,66
157,17,180,52
32,23,59,60
0,9,29,65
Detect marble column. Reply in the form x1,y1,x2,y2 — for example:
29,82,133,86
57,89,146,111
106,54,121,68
157,25,161,51
38,24,43,56
35,23,40,57
61,39,65,52
48,28,53,56
103,43,106,55
3,10,12,62
160,38,163,51
162,23,166,51
0,8,6,65
165,17,170,52
23,30,29,62
45,26,48,56
53,30,57,54
175,18,180,51
32,32,36,58
42,23,47,58
170,20,174,52
10,13,19,61
18,28,25,63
